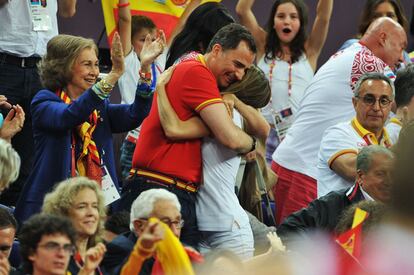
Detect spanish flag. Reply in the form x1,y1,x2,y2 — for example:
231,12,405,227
101,0,220,44
335,207,369,275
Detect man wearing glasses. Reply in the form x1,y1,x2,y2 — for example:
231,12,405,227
102,189,202,274
317,72,394,197
14,214,104,275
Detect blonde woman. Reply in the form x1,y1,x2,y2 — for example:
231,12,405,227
42,177,107,275
0,138,20,194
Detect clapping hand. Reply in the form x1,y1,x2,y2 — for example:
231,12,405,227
0,104,25,142
79,243,106,275
110,32,125,76
140,30,166,69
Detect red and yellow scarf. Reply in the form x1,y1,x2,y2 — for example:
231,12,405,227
57,90,102,183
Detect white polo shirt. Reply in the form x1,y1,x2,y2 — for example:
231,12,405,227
385,117,402,144
273,42,393,179
317,118,392,197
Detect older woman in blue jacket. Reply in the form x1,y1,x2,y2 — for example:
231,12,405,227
15,33,157,223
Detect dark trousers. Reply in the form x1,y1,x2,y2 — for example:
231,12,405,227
117,175,200,249
0,59,42,206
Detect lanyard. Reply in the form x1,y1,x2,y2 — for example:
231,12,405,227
269,58,292,97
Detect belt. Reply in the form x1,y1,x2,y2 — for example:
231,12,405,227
129,168,198,193
0,52,41,68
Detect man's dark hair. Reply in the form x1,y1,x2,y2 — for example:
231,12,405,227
0,207,17,230
18,214,77,274
104,211,130,235
206,23,256,54
395,64,414,108
131,15,156,38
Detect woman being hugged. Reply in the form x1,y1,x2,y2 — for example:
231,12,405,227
236,0,333,162
14,33,153,223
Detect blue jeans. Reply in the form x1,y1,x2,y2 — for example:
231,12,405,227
119,139,136,179
0,59,42,206
116,175,200,249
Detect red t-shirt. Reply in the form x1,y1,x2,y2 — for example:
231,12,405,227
132,60,222,183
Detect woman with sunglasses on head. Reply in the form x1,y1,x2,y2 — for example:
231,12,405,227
236,0,333,163
42,177,107,275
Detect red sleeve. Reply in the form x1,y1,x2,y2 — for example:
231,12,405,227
176,63,223,112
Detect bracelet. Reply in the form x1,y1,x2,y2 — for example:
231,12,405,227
139,69,152,81
96,78,114,94
117,2,130,8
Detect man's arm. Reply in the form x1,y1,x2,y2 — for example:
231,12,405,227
330,153,357,182
57,0,76,18
200,103,255,154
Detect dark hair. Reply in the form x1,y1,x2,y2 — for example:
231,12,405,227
394,64,414,108
104,211,130,235
206,23,256,54
0,207,17,231
222,65,270,108
165,2,235,68
19,214,77,274
335,201,387,235
131,15,156,38
358,0,408,36
264,0,308,64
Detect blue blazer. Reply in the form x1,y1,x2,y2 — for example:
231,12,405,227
14,88,152,223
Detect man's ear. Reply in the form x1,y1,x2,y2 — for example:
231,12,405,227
378,32,387,47
356,169,364,185
211,44,222,57
402,106,409,124
352,96,358,109
28,249,36,262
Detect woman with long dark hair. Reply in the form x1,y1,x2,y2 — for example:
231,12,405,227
236,0,333,162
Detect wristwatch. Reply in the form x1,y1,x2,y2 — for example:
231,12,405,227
98,78,114,94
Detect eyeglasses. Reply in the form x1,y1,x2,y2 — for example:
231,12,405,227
355,94,392,108
140,218,185,229
38,242,75,255
160,218,185,229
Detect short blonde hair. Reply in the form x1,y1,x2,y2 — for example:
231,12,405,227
0,138,20,192
38,34,98,92
42,177,106,248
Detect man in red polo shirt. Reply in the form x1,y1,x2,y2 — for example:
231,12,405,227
123,24,257,248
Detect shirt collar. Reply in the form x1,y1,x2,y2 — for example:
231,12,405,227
351,117,392,147
360,185,375,201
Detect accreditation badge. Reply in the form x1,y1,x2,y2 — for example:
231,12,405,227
274,106,293,141
30,0,52,31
